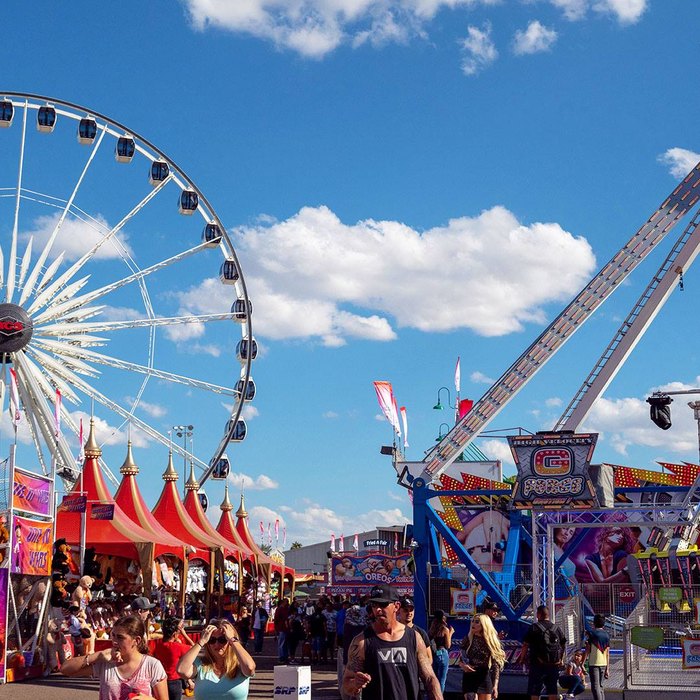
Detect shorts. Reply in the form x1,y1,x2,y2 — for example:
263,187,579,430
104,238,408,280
462,667,493,694
528,664,560,696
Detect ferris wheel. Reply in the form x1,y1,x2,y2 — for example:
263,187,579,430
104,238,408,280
0,92,254,487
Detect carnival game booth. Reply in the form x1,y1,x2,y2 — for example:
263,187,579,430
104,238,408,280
152,452,232,622
113,441,190,612
55,420,184,603
182,465,257,617
216,484,259,613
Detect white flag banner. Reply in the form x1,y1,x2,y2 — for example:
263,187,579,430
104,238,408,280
339,534,344,552
330,533,336,552
373,381,401,436
455,356,461,394
9,368,20,426
353,534,359,551
400,406,409,448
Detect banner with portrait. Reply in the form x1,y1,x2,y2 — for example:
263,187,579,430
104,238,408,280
0,568,6,681
10,515,52,576
446,507,511,573
509,433,598,509
330,553,413,587
12,469,52,517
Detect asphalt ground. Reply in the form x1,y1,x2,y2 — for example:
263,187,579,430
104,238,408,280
0,635,341,699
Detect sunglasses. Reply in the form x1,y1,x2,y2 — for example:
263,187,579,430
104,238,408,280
209,636,228,645
370,601,392,609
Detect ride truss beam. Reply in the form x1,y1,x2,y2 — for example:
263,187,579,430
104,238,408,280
422,163,700,484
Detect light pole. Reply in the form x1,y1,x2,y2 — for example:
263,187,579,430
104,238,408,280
689,401,700,464
172,424,193,495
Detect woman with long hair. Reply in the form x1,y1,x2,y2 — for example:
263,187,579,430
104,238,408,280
428,609,454,692
459,613,506,700
60,614,167,700
178,618,256,699
585,526,634,584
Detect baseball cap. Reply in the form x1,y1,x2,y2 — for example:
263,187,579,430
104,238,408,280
131,596,156,611
400,596,415,609
483,599,499,612
368,584,401,604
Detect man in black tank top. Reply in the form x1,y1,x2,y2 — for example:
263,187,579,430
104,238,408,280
342,584,443,700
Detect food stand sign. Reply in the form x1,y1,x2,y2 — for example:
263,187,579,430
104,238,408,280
509,432,598,509
450,588,476,616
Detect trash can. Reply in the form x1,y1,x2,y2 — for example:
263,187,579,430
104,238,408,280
273,664,312,698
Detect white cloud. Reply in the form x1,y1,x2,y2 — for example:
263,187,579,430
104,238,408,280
658,148,700,180
241,405,260,421
479,438,515,466
133,399,167,419
513,20,557,55
552,0,646,23
228,471,279,491
545,397,563,408
279,499,410,544
581,380,700,456
461,23,498,76
323,411,339,419
470,370,495,384
98,306,146,322
182,0,496,58
22,212,132,262
221,204,595,345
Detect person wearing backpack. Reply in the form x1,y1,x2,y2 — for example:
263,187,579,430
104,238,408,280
517,605,567,700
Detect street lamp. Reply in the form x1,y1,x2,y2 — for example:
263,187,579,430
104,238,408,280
435,423,451,442
172,424,193,495
433,387,455,411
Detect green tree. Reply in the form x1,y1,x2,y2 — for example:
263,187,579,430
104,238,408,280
260,543,272,555
290,541,302,550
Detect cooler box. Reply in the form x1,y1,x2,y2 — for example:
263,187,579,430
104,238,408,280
273,664,311,699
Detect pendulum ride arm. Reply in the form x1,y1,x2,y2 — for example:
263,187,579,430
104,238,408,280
556,208,700,431
420,162,700,484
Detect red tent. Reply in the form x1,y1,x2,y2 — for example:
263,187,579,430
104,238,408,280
215,484,258,570
56,420,174,587
113,441,188,558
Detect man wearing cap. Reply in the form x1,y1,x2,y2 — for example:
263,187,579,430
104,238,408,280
132,596,162,641
397,596,432,665
342,584,443,700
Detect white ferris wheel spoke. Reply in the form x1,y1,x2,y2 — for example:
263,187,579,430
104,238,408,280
28,177,171,316
18,125,108,306
27,345,100,381
6,100,28,303
33,240,218,325
17,237,33,290
31,338,236,396
12,352,78,477
38,312,235,336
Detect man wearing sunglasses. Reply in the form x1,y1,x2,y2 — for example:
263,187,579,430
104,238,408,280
342,584,443,700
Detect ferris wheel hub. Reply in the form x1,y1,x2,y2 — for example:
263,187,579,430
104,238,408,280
0,303,33,353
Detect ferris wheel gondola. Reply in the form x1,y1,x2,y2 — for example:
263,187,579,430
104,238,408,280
0,92,254,487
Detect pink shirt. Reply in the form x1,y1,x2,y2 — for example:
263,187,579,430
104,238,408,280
93,655,166,700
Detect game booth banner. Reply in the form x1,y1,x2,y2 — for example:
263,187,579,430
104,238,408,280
509,432,598,509
0,567,7,681
10,515,52,576
328,553,413,596
12,469,52,518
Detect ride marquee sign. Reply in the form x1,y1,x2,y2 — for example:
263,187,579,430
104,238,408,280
509,432,598,509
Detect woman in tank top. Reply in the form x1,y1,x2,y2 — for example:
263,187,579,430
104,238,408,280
428,609,454,692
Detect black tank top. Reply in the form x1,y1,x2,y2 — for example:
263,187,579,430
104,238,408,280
363,626,420,700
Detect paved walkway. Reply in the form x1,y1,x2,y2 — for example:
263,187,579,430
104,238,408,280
0,636,341,699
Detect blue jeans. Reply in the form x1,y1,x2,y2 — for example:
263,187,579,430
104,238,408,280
253,627,264,652
589,665,606,700
559,673,585,696
277,630,288,661
433,647,449,692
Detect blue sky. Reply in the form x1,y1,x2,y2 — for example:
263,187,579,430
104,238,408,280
1,0,700,546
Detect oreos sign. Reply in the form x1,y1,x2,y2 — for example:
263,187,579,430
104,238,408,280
0,304,33,354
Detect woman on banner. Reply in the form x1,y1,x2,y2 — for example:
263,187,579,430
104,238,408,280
178,618,256,699
60,614,168,700
585,526,634,584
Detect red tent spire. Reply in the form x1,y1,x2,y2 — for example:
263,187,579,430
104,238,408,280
215,482,257,565
234,493,281,573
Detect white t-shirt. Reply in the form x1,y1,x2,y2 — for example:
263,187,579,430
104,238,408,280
93,654,166,700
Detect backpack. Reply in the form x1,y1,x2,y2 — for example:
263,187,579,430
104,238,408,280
535,622,563,665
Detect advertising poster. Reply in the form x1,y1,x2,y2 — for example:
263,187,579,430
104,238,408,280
448,507,510,573
10,515,52,575
450,587,476,616
331,553,413,587
682,637,700,669
12,469,52,517
90,503,115,520
0,568,6,680
59,494,87,513
509,433,598,508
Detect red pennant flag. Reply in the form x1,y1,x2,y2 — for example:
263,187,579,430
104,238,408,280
458,398,473,419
